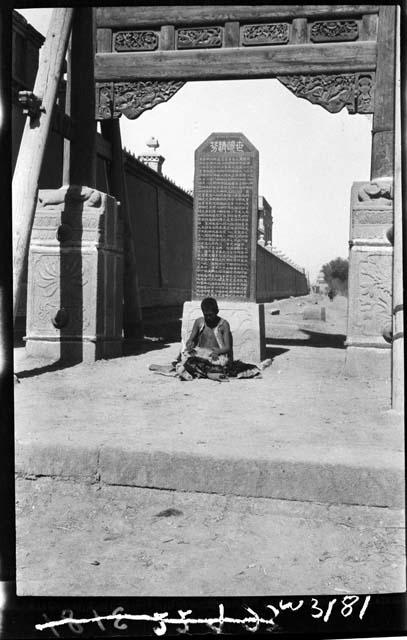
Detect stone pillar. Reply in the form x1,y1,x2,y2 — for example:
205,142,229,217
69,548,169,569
25,185,123,362
182,132,265,363
345,180,393,379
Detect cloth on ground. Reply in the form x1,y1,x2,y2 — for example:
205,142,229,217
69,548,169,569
149,351,262,381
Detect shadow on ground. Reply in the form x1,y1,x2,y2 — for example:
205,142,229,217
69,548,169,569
267,330,346,349
15,337,174,379
123,337,172,357
15,360,74,379
265,346,290,360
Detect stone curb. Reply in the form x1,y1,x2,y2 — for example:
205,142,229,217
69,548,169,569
15,441,404,509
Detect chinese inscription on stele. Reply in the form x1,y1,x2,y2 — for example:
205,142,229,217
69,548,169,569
192,133,259,301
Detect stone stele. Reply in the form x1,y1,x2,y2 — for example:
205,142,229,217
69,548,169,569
184,132,265,361
25,185,123,362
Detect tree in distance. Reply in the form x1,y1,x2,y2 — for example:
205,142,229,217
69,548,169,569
321,257,349,298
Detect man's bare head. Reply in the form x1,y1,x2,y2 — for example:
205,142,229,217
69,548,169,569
201,298,219,327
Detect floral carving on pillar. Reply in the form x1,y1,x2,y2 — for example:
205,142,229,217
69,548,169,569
31,254,92,333
95,80,185,120
277,72,375,114
357,254,392,336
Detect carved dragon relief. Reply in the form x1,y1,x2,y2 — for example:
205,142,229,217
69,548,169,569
97,72,374,120
277,72,375,114
96,80,185,120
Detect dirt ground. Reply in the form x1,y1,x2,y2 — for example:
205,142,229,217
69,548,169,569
14,294,401,486
16,478,405,596
14,294,405,596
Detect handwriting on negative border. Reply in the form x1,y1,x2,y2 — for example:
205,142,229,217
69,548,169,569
37,596,371,636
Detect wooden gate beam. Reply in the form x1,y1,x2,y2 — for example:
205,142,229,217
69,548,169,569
12,8,74,322
95,41,377,81
96,5,379,28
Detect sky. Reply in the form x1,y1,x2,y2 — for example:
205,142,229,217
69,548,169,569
16,8,373,281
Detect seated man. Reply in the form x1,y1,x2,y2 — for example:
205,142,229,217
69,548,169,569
185,297,232,366
149,298,262,380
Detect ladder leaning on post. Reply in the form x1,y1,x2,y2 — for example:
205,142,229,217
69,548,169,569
12,8,74,323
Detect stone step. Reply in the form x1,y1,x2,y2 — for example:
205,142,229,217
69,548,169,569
15,437,404,509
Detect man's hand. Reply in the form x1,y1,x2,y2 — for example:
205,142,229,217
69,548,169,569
185,341,196,354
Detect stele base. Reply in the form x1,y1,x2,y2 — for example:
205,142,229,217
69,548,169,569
181,300,266,364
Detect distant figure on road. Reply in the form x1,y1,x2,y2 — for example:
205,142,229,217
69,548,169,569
328,289,336,301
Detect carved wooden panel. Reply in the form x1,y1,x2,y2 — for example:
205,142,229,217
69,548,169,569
176,27,223,49
277,72,375,114
95,80,185,119
113,30,159,51
241,23,290,46
310,20,359,42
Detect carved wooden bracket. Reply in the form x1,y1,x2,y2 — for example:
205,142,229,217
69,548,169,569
96,72,374,121
277,72,375,114
95,80,185,119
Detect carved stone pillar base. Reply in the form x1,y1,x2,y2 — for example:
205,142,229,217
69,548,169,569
181,300,265,364
344,346,392,381
25,338,123,363
345,180,393,381
25,185,123,362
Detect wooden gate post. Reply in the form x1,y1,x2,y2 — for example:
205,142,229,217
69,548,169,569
12,8,74,322
392,7,404,412
100,120,144,339
65,7,97,187
370,5,396,180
